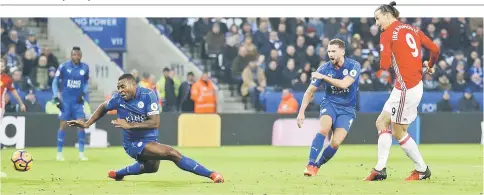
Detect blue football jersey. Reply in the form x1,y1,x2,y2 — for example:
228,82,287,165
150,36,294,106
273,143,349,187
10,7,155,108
105,87,160,142
55,61,89,102
311,57,361,111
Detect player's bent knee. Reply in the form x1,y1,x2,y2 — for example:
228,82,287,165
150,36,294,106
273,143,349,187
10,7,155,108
330,140,342,149
166,147,182,161
143,165,159,173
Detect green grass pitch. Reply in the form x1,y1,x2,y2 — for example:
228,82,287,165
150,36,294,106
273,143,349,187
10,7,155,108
1,144,482,195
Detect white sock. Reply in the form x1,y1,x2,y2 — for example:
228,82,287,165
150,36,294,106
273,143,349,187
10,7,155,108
375,129,392,171
399,133,427,172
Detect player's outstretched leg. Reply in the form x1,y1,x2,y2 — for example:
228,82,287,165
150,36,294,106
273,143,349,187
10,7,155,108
304,115,332,177
141,142,224,183
56,121,67,161
392,124,430,181
316,128,347,167
108,160,160,181
364,112,391,181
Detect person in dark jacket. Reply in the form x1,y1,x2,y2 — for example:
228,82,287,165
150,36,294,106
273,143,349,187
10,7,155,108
457,88,481,112
437,90,453,112
178,72,196,112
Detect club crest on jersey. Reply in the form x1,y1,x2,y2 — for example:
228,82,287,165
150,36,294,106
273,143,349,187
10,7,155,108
350,70,357,77
67,69,72,73
137,101,144,108
320,109,327,114
150,103,158,111
343,69,348,76
80,69,85,75
55,70,60,77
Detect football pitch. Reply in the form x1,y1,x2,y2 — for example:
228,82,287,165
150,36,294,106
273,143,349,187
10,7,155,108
1,144,482,195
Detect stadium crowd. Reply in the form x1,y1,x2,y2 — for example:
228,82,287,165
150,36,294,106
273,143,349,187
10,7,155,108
2,18,483,114
150,17,483,112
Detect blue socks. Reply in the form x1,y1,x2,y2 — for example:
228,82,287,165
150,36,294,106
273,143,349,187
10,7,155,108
317,145,338,167
57,130,65,152
117,162,142,176
176,156,213,177
78,130,86,153
308,133,325,166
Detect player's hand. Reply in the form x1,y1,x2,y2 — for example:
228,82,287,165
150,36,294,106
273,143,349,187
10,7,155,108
423,61,434,75
297,112,305,128
19,104,26,112
311,72,324,80
67,120,89,128
111,118,131,129
54,97,63,110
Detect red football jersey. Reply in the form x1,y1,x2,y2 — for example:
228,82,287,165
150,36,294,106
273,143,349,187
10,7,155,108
380,21,440,90
0,73,14,108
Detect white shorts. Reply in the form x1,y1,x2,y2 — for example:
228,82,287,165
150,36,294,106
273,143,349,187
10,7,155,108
383,81,423,125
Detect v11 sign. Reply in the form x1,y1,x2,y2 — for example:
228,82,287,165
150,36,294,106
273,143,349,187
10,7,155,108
0,116,25,149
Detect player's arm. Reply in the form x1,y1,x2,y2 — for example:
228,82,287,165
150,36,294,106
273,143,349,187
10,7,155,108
84,101,109,127
128,91,161,130
298,84,318,114
319,75,355,89
418,30,440,68
379,32,392,70
10,89,25,108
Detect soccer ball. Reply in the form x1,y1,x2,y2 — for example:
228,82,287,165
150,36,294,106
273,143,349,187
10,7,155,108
11,150,33,172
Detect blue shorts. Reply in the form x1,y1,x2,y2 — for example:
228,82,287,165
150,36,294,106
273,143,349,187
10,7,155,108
123,138,158,161
319,102,356,132
59,102,85,121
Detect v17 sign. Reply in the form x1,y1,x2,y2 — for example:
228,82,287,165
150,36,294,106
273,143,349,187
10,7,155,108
71,18,126,51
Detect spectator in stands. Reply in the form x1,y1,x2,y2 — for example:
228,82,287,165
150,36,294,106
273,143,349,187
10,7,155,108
453,72,468,92
437,75,452,91
257,55,266,70
468,51,479,66
47,67,56,89
205,23,225,57
193,18,212,46
437,90,453,112
242,36,259,61
373,70,392,91
241,61,266,111
305,28,320,48
282,45,297,67
265,61,281,90
22,48,36,78
294,36,306,68
277,23,291,45
304,45,319,69
231,46,251,95
277,88,298,114
226,24,242,47
24,92,43,112
191,71,217,113
12,19,28,41
423,74,439,91
469,58,483,79
458,88,481,112
266,49,283,67
3,44,22,73
268,31,284,57
41,47,59,69
179,72,195,113
435,60,452,81
5,30,26,55
469,73,483,92
0,25,6,56
11,70,30,92
282,58,298,89
318,47,327,64
35,55,49,90
253,20,271,56
308,18,324,39
359,71,374,91
293,72,309,92
138,72,154,90
25,32,40,57
299,62,314,77
469,38,483,57
156,68,179,112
